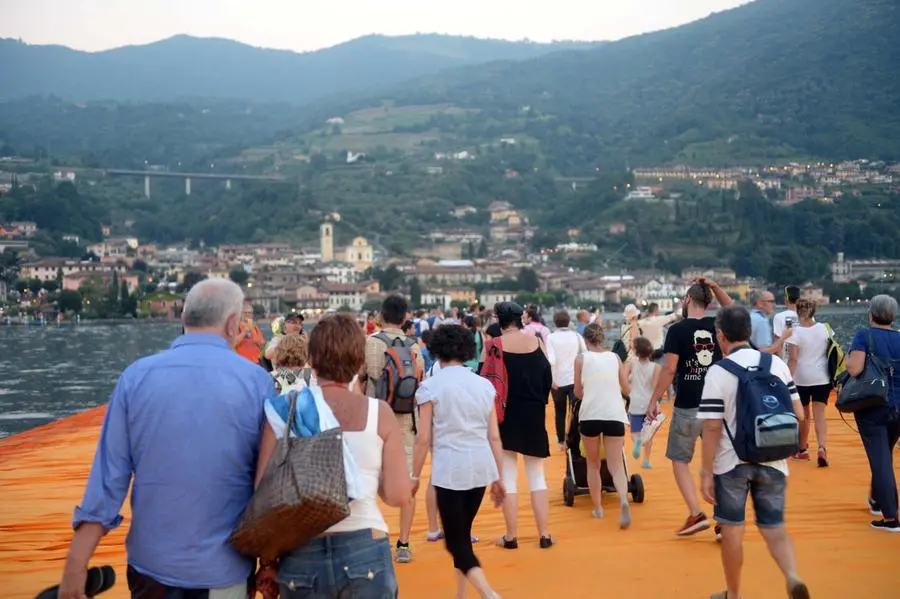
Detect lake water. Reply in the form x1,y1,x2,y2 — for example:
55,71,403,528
0,308,873,438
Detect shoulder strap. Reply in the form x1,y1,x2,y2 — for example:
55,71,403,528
716,358,746,378
365,396,379,432
758,352,773,372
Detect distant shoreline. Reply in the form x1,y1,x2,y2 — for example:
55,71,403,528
1,318,180,327
1,304,870,328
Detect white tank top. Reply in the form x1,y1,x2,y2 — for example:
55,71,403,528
628,359,656,415
579,351,628,424
327,397,388,534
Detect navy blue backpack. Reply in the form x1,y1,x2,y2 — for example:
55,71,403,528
718,352,800,463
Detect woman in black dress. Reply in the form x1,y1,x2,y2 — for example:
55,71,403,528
493,302,554,550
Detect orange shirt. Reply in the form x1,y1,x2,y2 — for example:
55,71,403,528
234,322,265,363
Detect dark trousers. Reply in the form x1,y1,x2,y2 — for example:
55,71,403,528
127,566,250,599
551,385,576,443
855,405,900,521
434,486,485,574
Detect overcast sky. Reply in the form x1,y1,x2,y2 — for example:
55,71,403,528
1,0,751,52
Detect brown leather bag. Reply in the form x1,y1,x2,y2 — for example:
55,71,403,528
230,392,351,560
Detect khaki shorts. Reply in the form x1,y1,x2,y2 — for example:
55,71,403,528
397,411,415,474
666,407,703,464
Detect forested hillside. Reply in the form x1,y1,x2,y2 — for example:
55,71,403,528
309,0,900,172
0,34,596,104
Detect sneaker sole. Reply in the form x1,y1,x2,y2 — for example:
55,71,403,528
676,520,711,536
817,457,828,467
395,555,412,563
870,523,900,533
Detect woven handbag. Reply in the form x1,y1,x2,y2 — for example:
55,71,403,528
230,392,351,560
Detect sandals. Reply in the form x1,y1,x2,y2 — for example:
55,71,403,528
495,535,554,549
495,535,518,549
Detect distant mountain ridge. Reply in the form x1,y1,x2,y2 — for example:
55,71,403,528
331,0,900,169
0,34,601,104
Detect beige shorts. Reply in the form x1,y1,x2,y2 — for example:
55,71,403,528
396,412,415,474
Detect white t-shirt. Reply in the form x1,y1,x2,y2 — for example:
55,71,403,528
640,313,680,350
628,359,658,416
698,348,800,475
772,310,797,339
415,365,499,490
785,322,830,386
547,329,586,386
579,351,628,424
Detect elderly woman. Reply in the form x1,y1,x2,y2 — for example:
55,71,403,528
270,333,311,393
846,294,900,533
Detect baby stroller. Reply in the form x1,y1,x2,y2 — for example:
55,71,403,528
563,399,645,507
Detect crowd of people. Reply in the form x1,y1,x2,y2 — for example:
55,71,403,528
56,278,899,599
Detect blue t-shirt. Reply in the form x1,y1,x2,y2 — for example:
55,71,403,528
850,327,900,407
421,347,436,373
750,309,773,349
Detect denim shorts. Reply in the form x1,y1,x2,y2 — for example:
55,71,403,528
278,529,398,599
665,407,702,463
714,464,787,528
629,414,645,433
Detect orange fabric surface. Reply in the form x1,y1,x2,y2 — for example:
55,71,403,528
1,403,898,598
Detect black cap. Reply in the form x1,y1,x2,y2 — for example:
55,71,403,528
496,301,524,319
284,312,304,322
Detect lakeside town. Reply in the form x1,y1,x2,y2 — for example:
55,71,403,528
2,157,899,321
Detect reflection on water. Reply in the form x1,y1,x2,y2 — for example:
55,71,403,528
0,309,872,438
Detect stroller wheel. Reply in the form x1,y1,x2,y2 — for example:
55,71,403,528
563,477,576,507
630,474,645,504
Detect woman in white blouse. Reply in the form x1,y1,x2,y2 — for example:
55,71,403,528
412,325,506,599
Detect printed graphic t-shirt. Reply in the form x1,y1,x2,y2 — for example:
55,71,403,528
662,316,722,410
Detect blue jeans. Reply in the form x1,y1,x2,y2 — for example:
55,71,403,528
855,405,900,520
714,464,787,528
278,529,398,599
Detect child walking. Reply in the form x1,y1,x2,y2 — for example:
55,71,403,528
625,337,661,469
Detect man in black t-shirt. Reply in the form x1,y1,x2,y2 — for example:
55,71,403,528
646,278,732,537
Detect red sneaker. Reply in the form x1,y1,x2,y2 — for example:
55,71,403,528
676,512,711,536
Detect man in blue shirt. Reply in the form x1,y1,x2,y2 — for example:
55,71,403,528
749,289,791,355
59,278,275,598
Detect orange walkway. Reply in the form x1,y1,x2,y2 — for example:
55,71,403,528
1,404,898,598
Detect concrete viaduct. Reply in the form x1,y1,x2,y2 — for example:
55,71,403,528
105,169,287,198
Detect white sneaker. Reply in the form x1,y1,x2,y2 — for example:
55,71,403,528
641,413,666,447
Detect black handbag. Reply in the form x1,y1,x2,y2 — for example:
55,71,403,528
835,328,889,413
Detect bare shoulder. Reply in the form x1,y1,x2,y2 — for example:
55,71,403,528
375,400,401,435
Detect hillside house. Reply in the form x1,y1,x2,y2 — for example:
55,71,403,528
481,290,517,307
